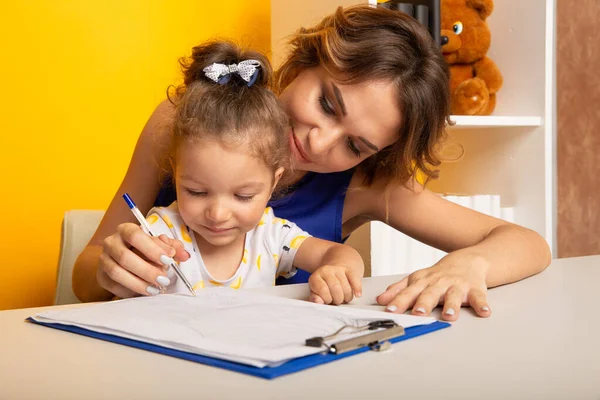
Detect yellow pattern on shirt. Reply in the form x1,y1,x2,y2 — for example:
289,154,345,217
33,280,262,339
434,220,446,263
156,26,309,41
162,214,174,228
230,276,242,289
193,280,205,290
290,235,307,249
180,225,192,243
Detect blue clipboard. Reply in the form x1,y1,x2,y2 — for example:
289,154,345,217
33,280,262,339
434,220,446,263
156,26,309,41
26,317,450,379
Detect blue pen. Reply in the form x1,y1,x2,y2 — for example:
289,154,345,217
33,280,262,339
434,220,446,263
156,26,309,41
122,193,196,296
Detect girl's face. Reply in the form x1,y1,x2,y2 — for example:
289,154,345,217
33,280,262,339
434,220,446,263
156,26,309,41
174,139,282,248
278,66,402,173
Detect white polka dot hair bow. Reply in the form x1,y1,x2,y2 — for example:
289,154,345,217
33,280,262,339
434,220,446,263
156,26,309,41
203,59,262,86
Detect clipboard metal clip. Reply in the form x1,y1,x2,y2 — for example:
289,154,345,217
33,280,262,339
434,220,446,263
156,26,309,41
305,319,405,355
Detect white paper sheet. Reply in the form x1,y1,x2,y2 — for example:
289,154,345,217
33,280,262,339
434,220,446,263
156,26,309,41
32,289,436,368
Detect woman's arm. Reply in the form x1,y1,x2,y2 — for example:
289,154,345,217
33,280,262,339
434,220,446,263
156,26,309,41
72,100,185,302
293,238,364,305
345,175,551,319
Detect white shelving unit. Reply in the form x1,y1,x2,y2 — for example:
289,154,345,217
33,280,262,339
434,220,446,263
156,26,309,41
271,0,556,276
449,115,542,128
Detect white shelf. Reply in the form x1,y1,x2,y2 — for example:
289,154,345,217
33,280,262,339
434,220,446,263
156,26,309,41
448,115,543,129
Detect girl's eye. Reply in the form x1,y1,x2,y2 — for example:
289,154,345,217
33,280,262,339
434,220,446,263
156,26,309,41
318,94,336,116
235,194,255,202
346,137,361,157
453,21,463,35
186,189,206,197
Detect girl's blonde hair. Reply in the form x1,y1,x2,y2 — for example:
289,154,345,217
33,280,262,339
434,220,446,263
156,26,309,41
169,40,290,176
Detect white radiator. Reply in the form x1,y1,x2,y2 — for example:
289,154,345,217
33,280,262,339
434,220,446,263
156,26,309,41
370,195,514,276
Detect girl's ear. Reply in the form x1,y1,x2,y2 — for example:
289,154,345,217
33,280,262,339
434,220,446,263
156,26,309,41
272,167,285,189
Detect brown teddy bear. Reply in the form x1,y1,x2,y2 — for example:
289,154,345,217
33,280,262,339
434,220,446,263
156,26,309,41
441,0,503,115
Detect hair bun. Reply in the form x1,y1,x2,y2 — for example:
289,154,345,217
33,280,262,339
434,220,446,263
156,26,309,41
179,40,272,90
203,59,262,87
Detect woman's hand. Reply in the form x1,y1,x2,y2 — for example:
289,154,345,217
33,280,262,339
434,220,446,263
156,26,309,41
308,265,363,305
96,222,190,298
376,252,492,321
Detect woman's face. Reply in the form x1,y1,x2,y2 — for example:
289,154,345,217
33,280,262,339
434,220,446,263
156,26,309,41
278,66,402,173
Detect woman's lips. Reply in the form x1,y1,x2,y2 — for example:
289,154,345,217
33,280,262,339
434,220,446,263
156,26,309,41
290,128,312,163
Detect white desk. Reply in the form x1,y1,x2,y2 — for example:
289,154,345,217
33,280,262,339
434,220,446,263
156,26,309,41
1,256,599,400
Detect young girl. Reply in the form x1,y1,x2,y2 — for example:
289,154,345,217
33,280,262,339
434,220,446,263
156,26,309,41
140,41,363,303
74,5,550,320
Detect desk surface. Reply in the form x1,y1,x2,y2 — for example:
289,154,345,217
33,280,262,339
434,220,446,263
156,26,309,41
2,256,599,400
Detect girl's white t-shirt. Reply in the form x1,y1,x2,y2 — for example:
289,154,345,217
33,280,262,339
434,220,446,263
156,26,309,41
146,202,311,293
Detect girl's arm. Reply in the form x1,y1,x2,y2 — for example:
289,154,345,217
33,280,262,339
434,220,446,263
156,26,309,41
293,238,365,305
72,100,189,302
346,175,551,320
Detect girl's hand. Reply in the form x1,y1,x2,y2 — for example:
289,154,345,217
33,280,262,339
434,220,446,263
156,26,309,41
308,265,363,305
376,253,492,321
96,222,190,298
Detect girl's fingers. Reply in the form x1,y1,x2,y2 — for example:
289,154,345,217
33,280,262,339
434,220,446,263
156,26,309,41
322,273,345,305
308,275,332,304
309,292,325,304
376,277,409,305
468,288,491,318
335,268,354,303
345,269,363,298
335,271,354,303
440,285,465,321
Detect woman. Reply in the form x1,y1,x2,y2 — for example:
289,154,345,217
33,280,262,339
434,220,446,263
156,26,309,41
72,5,551,321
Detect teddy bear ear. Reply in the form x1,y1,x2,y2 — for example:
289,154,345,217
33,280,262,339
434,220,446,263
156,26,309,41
467,0,494,20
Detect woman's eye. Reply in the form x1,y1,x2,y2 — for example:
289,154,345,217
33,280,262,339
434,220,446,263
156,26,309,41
186,189,206,197
235,194,255,202
453,21,463,35
318,95,335,116
346,137,361,157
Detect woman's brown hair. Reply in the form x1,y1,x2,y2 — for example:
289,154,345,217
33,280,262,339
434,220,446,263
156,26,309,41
275,4,452,187
169,40,290,177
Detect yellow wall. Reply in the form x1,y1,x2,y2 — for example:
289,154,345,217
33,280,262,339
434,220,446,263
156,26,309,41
0,0,270,310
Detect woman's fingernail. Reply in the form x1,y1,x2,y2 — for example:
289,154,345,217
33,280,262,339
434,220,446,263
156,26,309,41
481,306,490,312
445,308,456,316
156,276,170,286
386,305,398,313
355,291,362,298
415,307,426,314
169,248,176,257
160,255,176,266
146,286,160,295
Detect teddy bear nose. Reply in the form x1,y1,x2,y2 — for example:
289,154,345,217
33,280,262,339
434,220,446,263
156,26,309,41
441,36,449,45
